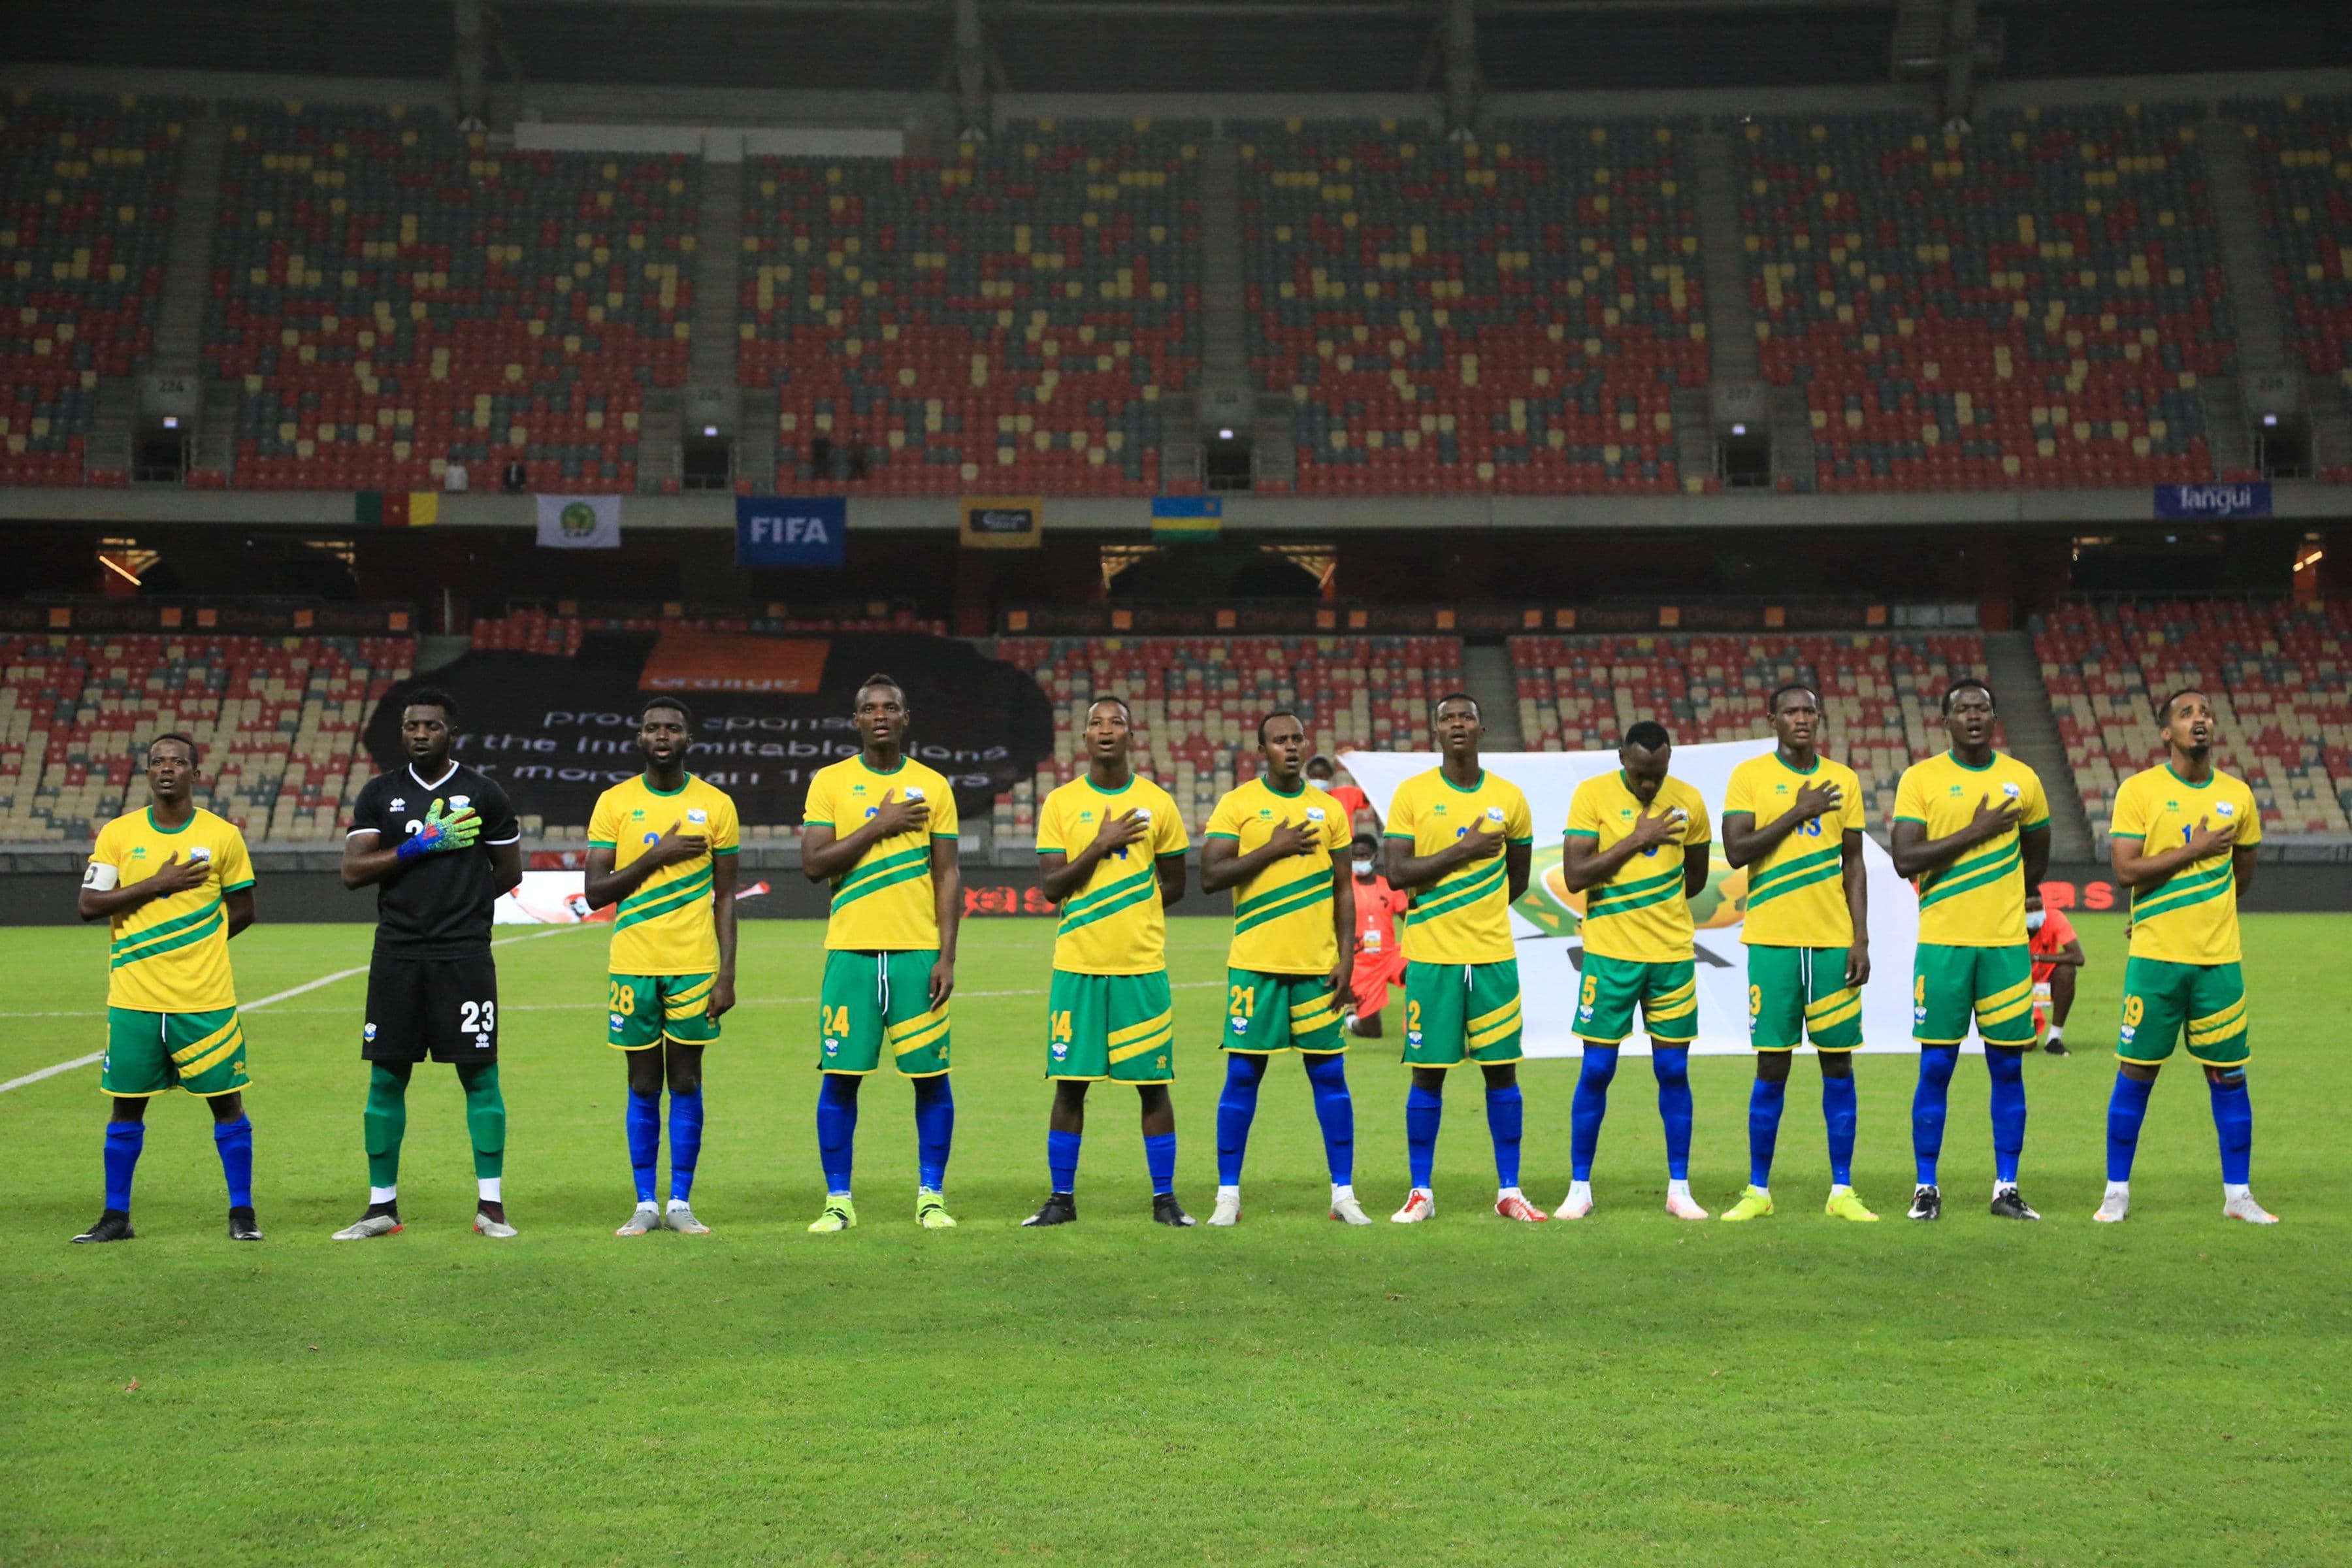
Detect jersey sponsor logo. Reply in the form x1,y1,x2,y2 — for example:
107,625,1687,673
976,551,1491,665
1230,1015,1250,1034
1051,1038,1070,1062
609,1010,626,1030
1306,806,1326,821
687,808,708,825
904,787,924,801
2215,801,2236,817
450,795,471,811
131,844,148,859
188,845,212,862
389,796,407,813
823,1036,841,1057
363,1021,378,1042
1405,1027,1422,1047
2002,781,2021,799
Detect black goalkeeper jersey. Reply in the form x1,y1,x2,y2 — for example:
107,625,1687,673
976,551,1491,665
348,761,521,958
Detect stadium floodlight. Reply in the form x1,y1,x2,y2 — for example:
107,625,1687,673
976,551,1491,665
703,424,720,436
2261,414,2278,427
1218,427,1234,440
1729,423,1746,436
161,416,178,429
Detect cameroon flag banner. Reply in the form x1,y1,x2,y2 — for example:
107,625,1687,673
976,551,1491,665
355,491,440,527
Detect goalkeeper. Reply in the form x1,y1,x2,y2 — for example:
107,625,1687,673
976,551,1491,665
332,690,525,1241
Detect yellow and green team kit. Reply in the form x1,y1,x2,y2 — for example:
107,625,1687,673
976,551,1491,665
1892,749,2049,1047
587,773,740,1049
1565,770,1710,1045
1205,776,1352,1054
1036,772,1189,1081
2109,762,2262,1066
87,806,257,1098
1724,751,1867,1052
1384,768,1534,1066
805,755,960,1077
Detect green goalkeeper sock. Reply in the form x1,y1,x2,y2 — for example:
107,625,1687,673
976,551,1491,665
365,1061,412,1192
457,1059,506,1182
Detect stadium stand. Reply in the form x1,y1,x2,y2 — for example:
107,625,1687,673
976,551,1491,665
738,119,1199,495
1241,119,1704,495
2232,93,2352,478
1509,631,1991,832
2033,598,2351,843
0,632,412,843
992,635,1462,838
0,91,187,486
204,103,693,491
1740,106,2229,491
466,606,947,657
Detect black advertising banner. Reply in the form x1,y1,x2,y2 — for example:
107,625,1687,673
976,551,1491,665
364,630,1055,826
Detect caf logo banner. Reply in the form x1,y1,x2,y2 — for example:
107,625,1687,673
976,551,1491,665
1340,742,1926,1057
535,493,623,550
737,496,847,568
960,495,1043,550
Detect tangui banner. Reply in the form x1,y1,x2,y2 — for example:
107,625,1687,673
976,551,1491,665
1339,742,1925,1057
366,630,1056,830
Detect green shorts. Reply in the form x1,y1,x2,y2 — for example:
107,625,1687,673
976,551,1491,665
607,972,722,1051
1912,943,2034,1048
1746,945,1863,1052
1224,968,1345,1054
2117,956,2249,1067
819,949,949,1077
101,1005,250,1098
1047,968,1175,1082
1574,953,1697,1046
1401,958,1524,1067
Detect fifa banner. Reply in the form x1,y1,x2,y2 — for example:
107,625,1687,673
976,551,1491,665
1339,742,1924,1058
737,495,847,568
536,493,623,549
365,628,1055,832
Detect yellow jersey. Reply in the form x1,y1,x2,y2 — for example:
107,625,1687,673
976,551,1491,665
1384,767,1533,966
1892,750,2048,947
802,755,960,951
86,806,255,1013
1036,772,1190,975
2110,762,2261,965
1723,751,1865,949
1566,770,1712,964
1205,776,1351,975
588,773,741,975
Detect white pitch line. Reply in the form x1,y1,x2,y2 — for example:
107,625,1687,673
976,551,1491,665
0,925,583,1094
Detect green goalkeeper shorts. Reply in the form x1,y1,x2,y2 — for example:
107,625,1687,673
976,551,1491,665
606,972,722,1051
819,949,949,1077
101,1005,250,1098
1045,969,1175,1082
1746,945,1863,1052
1401,958,1524,1067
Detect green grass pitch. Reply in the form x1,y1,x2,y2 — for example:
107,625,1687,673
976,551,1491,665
3,913,2345,1565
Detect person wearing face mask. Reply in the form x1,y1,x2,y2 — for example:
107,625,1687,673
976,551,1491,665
1341,832,1409,1040
2024,892,2083,1057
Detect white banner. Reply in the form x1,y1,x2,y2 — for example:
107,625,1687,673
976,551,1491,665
1339,743,1926,1056
493,870,771,924
535,493,623,549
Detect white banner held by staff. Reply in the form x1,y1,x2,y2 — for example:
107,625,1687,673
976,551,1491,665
535,493,623,549
1339,742,1925,1058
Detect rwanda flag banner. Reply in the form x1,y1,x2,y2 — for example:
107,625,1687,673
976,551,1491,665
354,491,439,527
1152,495,1222,544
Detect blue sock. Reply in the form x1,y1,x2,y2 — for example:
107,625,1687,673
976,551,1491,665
815,1074,858,1197
2106,1070,2154,1183
1747,1075,1786,1188
1047,1128,1081,1195
1571,1046,1620,1182
1652,1046,1692,1182
912,1074,954,1192
1303,1051,1354,1185
1821,1074,1857,1187
1912,1045,1958,1186
1405,1081,1443,1189
1484,1081,1524,1189
212,1115,254,1209
625,1090,661,1205
667,1089,703,1203
1216,1051,1268,1186
1144,1132,1177,1197
2208,1074,2253,1186
1987,1047,2027,1186
103,1121,144,1213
